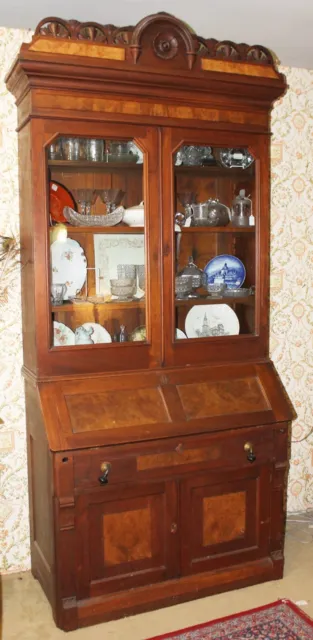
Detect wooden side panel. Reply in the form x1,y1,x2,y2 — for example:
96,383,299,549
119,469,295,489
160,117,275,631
19,123,37,373
25,380,55,605
177,377,270,420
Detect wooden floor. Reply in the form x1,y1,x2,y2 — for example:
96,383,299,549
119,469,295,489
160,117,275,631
1,516,313,639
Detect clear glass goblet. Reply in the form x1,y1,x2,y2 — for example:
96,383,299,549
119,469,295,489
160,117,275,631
97,189,125,213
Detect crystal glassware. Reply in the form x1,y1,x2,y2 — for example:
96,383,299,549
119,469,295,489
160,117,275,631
136,265,145,291
177,256,206,298
175,275,192,299
117,264,136,279
72,189,97,215
97,189,125,213
110,278,136,301
86,139,104,162
51,283,67,305
48,140,62,160
206,283,226,297
184,145,202,165
61,137,81,161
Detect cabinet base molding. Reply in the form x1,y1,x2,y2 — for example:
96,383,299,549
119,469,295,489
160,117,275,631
51,556,282,630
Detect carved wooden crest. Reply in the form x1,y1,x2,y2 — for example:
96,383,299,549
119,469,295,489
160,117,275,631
35,12,275,70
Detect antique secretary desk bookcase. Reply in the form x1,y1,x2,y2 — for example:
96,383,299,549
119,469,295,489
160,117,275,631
6,12,294,631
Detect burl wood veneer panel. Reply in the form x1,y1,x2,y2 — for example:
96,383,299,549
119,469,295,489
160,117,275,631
201,58,279,79
65,387,170,433
137,447,217,471
103,507,152,566
203,491,246,545
177,376,270,420
30,37,125,61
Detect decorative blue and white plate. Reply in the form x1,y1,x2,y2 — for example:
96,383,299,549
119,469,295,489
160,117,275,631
204,255,246,290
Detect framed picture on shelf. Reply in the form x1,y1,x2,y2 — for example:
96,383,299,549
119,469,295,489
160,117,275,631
93,234,145,295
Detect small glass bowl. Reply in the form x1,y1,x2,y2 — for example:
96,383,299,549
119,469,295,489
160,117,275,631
110,278,136,300
223,287,251,297
206,283,226,297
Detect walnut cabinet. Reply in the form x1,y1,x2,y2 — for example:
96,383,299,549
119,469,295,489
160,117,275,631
6,12,294,631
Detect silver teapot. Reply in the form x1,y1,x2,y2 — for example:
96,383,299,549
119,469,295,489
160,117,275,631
190,198,230,227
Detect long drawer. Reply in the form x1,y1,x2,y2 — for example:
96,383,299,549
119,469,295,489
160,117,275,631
71,424,275,491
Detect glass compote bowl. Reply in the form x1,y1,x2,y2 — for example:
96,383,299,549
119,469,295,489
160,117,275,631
72,189,97,215
177,191,198,222
97,189,125,213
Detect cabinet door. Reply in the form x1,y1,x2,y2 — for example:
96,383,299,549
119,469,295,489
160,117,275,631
75,480,178,599
161,126,269,367
33,119,162,376
180,465,272,575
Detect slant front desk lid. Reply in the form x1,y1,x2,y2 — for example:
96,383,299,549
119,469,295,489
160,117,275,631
38,361,295,451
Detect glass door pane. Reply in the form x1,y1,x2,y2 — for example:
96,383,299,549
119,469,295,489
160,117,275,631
173,144,256,341
48,135,147,347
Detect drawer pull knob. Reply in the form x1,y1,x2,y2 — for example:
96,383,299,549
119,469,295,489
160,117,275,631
244,442,256,463
98,462,111,485
170,522,178,534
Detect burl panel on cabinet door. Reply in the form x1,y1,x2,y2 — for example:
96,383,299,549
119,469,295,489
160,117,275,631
75,480,179,600
180,465,272,575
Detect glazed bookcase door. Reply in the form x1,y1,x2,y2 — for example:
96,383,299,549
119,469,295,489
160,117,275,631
75,480,179,599
161,127,269,367
33,120,161,375
180,464,272,576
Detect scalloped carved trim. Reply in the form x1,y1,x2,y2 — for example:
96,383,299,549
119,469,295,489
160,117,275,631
34,12,276,70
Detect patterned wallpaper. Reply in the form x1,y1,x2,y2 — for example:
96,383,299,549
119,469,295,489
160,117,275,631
0,28,313,573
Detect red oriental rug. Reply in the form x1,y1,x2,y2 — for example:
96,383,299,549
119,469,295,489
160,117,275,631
147,599,313,639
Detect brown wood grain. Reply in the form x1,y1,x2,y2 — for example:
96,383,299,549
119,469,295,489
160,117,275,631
30,37,125,61
103,507,152,565
203,491,246,545
201,58,279,78
177,377,269,419
65,387,170,432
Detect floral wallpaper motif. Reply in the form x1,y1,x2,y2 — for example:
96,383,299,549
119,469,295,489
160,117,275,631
0,28,312,572
270,66,313,512
0,27,32,573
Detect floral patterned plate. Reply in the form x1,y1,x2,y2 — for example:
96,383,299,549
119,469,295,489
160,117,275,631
130,326,146,342
51,238,87,299
53,321,75,346
77,323,112,344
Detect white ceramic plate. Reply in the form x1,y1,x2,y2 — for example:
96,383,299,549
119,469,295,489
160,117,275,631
176,328,187,339
185,304,240,338
53,321,75,346
76,323,112,344
51,238,87,300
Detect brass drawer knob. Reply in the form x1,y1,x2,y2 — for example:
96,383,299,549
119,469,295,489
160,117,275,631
244,442,256,463
170,522,178,534
98,462,111,485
